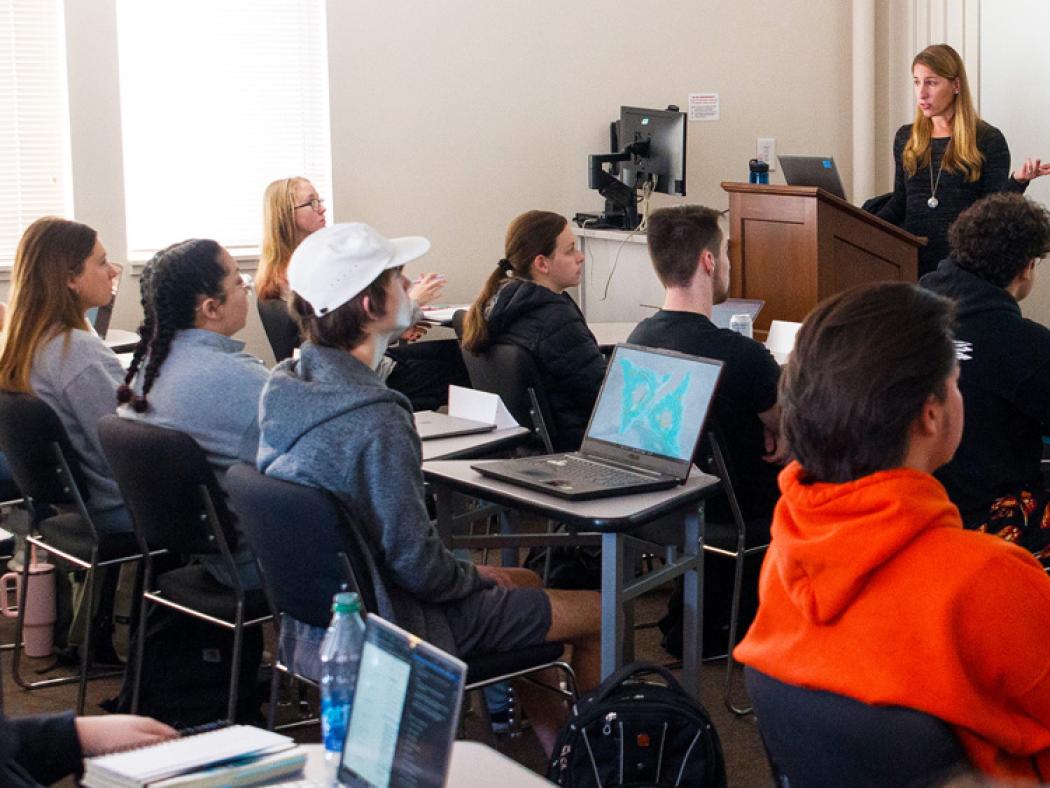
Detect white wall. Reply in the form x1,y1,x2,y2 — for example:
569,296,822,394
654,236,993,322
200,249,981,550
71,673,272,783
980,0,1050,323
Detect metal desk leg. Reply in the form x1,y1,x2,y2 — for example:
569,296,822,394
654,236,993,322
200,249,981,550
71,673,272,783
681,503,704,699
498,511,518,568
434,485,456,548
600,531,625,680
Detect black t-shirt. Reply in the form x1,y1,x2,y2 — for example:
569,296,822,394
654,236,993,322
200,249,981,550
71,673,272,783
627,310,781,522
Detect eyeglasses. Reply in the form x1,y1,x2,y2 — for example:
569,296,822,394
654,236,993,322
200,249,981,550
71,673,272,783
293,197,325,212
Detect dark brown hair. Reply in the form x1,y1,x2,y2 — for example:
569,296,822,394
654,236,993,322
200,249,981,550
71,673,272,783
461,210,567,353
781,282,956,484
290,268,396,350
646,205,724,288
948,193,1050,287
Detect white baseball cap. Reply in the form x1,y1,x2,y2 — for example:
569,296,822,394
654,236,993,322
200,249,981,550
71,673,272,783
288,223,431,316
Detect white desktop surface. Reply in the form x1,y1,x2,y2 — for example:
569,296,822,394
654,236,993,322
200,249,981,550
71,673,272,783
588,321,637,351
103,328,140,350
275,741,551,786
421,426,530,461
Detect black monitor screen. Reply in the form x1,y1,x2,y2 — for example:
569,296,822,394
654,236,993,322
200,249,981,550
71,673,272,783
618,106,687,196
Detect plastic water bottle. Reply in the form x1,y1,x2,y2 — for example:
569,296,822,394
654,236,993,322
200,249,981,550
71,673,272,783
729,313,754,339
749,158,770,185
319,592,366,768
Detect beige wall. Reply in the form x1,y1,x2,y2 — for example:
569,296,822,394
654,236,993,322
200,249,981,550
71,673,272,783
327,0,854,306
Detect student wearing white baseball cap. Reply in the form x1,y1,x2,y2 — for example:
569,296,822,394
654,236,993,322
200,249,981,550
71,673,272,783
256,222,602,757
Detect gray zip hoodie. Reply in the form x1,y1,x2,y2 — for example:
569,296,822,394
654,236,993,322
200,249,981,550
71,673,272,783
256,342,484,654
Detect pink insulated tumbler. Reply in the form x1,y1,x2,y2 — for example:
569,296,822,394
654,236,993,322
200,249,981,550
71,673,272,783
1,563,56,657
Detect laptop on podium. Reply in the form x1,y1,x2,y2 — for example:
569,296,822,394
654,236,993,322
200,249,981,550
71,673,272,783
778,154,847,200
471,344,722,500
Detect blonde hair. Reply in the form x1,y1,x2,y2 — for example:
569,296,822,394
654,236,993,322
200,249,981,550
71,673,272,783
0,217,97,393
461,210,567,353
903,44,983,182
257,176,308,301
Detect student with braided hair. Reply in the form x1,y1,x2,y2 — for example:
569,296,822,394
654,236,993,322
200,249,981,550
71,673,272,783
119,239,266,589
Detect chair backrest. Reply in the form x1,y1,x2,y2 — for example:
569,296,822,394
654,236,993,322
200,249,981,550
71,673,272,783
460,342,556,450
745,667,968,787
257,298,301,363
97,415,236,555
0,391,90,507
226,463,377,628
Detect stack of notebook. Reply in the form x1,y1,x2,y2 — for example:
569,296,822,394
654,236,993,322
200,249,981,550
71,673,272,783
81,725,304,787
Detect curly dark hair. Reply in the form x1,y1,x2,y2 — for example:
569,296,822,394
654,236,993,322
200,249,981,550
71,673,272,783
117,239,226,411
948,193,1050,287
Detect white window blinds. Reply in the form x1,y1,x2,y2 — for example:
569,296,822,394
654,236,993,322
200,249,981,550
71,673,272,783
115,0,332,257
0,0,72,265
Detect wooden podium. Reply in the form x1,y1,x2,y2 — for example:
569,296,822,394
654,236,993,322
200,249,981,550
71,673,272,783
721,182,924,331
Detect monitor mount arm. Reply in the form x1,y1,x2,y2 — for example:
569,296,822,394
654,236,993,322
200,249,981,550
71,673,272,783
587,140,650,230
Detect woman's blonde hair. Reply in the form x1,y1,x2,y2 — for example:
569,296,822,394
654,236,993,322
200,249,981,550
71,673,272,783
903,44,983,182
0,217,97,393
461,210,567,353
257,176,308,301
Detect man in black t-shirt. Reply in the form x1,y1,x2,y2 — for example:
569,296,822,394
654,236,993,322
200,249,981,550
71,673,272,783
628,205,785,523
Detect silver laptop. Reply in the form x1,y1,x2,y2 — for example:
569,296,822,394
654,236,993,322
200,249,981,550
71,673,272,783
414,411,496,441
778,154,847,200
339,615,467,788
711,298,764,330
471,344,723,500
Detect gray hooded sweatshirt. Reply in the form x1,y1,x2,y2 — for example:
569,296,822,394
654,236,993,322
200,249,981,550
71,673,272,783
256,342,484,654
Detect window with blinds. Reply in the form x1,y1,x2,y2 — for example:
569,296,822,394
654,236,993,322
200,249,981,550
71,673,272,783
115,0,332,258
0,0,72,266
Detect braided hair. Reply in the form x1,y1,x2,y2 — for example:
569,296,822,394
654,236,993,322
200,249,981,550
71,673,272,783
116,239,226,412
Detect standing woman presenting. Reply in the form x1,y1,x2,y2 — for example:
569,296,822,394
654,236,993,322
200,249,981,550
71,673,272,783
877,44,1049,276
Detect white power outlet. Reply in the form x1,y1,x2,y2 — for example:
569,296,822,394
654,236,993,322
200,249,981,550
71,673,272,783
757,138,776,170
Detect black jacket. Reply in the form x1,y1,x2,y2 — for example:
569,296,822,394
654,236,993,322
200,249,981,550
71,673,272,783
0,711,82,786
921,258,1050,523
484,280,605,451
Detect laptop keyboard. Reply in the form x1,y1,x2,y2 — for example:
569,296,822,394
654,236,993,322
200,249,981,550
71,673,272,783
529,455,656,486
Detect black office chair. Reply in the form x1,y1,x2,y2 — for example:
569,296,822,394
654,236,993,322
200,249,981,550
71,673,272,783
745,667,970,788
226,463,577,733
257,298,301,363
0,393,143,713
699,430,771,716
97,416,271,723
461,343,556,453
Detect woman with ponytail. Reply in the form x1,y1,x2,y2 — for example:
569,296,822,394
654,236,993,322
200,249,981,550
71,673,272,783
877,43,1049,276
0,217,131,532
462,210,605,451
120,239,266,589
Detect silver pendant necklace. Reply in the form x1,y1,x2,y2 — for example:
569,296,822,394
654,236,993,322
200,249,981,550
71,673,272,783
928,149,945,209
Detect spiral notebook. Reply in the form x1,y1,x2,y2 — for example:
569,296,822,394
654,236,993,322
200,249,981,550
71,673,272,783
82,725,296,787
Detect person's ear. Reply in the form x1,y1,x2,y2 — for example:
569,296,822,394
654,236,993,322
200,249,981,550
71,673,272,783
914,393,943,438
197,296,223,322
699,249,716,277
952,78,960,95
532,254,551,277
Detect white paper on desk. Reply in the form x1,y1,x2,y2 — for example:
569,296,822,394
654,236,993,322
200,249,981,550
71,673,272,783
448,385,519,429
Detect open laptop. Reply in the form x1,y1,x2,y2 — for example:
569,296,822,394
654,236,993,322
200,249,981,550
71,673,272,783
86,261,123,339
414,411,496,441
471,344,723,500
778,154,847,200
711,298,764,330
339,615,467,788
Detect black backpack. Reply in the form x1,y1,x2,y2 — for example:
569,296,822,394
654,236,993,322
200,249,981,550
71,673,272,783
548,662,728,788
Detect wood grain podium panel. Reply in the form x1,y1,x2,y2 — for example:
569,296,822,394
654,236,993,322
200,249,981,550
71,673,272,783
724,182,922,329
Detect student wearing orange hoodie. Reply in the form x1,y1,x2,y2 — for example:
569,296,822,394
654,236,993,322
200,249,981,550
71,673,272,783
734,281,1050,782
